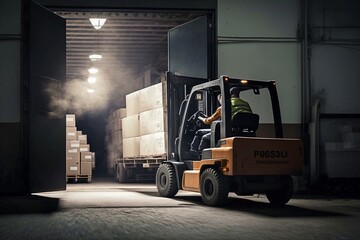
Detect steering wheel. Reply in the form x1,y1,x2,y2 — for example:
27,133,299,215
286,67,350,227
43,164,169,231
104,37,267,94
187,111,207,130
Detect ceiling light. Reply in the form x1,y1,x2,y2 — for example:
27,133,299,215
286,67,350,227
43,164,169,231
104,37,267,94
88,67,99,74
89,54,102,62
87,88,95,94
89,18,107,30
88,76,97,84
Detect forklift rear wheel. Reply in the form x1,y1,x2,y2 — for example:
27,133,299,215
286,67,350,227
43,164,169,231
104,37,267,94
200,168,229,206
266,175,293,206
156,163,178,197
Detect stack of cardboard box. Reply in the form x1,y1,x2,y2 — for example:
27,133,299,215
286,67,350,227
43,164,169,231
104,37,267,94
105,108,126,175
121,82,167,158
122,92,140,157
66,114,95,179
138,82,167,156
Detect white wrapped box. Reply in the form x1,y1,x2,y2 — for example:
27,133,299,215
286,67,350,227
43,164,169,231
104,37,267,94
140,132,167,156
114,118,122,131
140,107,166,135
126,91,140,116
123,137,140,158
139,82,166,112
115,108,127,119
122,114,140,138
114,130,122,142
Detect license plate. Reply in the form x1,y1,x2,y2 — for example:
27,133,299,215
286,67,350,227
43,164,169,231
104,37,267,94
143,163,150,168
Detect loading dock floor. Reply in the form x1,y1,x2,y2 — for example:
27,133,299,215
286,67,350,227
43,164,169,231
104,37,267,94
1,178,360,239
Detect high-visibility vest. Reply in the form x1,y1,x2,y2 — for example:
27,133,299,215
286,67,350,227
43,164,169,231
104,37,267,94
231,98,252,119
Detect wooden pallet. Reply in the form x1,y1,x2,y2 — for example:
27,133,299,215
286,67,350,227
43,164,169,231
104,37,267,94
66,174,92,183
116,154,166,165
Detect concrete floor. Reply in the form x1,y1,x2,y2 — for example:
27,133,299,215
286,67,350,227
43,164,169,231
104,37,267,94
1,178,360,240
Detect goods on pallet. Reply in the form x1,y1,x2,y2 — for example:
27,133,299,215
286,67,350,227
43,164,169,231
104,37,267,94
65,114,95,182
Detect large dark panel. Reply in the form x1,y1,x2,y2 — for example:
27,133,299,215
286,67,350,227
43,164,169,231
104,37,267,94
0,123,23,195
28,2,66,192
169,16,212,79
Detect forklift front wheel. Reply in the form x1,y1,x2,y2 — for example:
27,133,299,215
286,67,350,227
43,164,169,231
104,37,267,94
156,163,178,197
200,168,229,206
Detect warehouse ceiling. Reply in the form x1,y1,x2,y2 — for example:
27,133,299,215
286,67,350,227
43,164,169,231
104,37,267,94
55,11,203,81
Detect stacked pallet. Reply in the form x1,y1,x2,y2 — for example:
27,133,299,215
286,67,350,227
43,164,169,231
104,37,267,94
121,82,167,158
105,108,126,175
66,114,95,182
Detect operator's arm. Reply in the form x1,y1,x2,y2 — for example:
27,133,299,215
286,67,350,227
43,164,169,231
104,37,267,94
199,106,221,125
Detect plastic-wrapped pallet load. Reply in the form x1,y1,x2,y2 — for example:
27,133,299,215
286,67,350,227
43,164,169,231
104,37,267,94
115,81,167,182
122,114,140,138
140,132,167,156
126,91,140,116
66,113,94,181
106,108,127,174
139,107,167,135
123,137,140,157
138,82,166,112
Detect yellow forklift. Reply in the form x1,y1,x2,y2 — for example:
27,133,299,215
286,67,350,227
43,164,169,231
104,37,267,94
156,73,303,206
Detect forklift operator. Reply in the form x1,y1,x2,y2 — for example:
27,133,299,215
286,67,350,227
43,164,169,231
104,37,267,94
190,88,252,158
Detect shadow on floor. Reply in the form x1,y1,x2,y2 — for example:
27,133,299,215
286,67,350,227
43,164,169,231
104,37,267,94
0,195,60,214
175,195,349,218
136,191,349,218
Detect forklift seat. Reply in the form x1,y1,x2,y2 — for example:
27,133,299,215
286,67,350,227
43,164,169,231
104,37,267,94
232,112,259,137
210,120,221,147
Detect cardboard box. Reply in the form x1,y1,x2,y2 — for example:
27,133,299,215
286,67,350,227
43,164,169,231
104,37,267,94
91,152,95,169
123,137,140,158
66,141,80,161
78,134,87,145
77,131,82,136
126,91,140,116
115,108,127,119
81,151,92,162
66,127,77,141
122,114,140,138
66,140,80,149
79,144,90,152
140,132,167,156
81,161,92,175
66,159,80,175
139,82,166,112
140,107,166,135
66,114,76,127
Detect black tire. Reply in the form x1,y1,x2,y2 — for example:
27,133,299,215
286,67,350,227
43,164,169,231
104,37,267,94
266,175,293,206
156,163,178,197
200,168,229,206
117,163,126,183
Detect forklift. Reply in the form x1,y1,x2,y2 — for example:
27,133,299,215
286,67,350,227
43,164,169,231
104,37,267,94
156,72,303,206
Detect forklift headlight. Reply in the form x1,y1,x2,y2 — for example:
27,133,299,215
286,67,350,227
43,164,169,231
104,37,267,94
241,80,248,84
